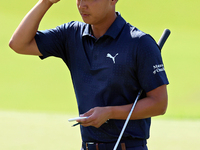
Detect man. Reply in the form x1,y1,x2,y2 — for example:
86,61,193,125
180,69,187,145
9,0,169,150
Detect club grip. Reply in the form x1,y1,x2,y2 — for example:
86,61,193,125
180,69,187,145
157,29,171,50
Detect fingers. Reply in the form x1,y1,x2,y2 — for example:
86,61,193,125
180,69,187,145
79,116,102,128
80,108,94,117
77,107,110,128
77,109,98,127
49,0,60,4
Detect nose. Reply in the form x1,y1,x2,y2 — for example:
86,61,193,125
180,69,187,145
77,0,87,9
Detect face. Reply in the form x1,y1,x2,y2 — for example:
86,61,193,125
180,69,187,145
77,0,115,26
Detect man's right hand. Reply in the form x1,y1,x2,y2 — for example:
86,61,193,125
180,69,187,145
49,0,60,3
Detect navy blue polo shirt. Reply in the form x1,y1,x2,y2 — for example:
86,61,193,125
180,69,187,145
35,13,169,144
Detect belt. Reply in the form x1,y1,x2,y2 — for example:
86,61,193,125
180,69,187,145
82,139,146,150
82,142,126,150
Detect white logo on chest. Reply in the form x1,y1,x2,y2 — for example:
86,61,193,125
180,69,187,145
106,53,119,64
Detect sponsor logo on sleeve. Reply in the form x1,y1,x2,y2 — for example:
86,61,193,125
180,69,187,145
153,64,165,74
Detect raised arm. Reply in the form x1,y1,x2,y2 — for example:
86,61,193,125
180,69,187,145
9,0,60,55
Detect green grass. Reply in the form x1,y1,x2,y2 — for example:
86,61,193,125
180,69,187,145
1,0,200,118
0,111,199,150
0,111,82,150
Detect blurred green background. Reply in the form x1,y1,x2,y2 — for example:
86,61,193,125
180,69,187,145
1,0,200,150
1,0,200,118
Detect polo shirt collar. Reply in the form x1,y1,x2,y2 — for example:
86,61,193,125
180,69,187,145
104,12,126,39
82,12,126,39
82,24,92,37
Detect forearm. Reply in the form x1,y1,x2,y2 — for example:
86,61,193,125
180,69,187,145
9,0,53,52
109,97,167,120
109,85,168,120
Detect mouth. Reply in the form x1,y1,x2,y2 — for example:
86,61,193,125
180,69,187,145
80,12,90,18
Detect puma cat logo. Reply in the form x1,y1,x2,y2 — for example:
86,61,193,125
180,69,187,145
106,53,119,64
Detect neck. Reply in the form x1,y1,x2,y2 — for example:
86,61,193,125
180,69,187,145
91,12,117,39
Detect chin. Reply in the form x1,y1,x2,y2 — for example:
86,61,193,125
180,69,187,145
82,18,92,24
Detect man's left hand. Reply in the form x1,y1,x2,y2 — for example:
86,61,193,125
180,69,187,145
77,107,111,128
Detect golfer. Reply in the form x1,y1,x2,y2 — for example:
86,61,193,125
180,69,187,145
9,0,169,150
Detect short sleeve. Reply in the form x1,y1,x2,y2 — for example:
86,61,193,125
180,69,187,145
136,34,169,92
35,24,68,59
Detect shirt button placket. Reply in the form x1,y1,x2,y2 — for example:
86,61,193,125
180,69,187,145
92,44,99,65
